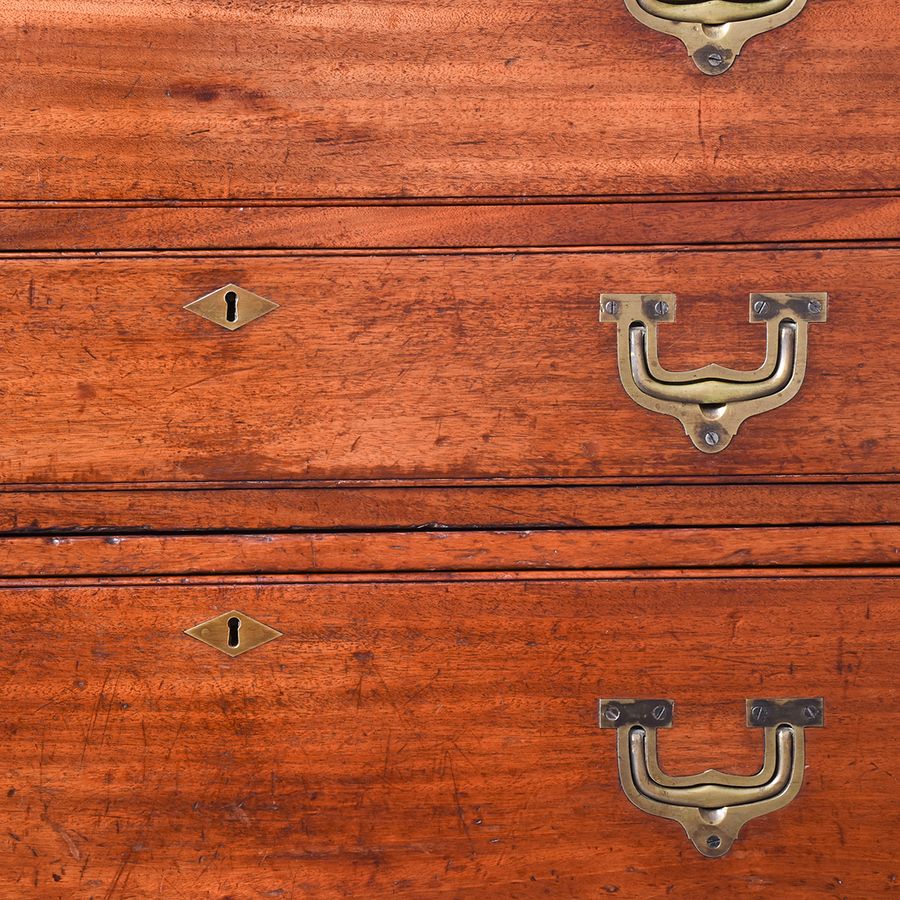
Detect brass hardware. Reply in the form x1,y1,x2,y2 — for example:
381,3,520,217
600,698,824,857
623,0,809,74
600,292,827,453
184,283,278,330
185,610,282,657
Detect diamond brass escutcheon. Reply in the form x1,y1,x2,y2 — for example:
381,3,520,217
184,283,279,330
185,610,283,657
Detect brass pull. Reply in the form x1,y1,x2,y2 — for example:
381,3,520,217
600,292,827,453
599,698,825,857
637,0,793,25
623,0,809,74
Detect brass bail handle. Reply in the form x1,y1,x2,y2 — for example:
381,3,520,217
599,698,825,857
599,292,827,453
622,0,810,75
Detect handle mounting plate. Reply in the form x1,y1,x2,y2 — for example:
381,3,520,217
600,292,827,453
623,0,810,75
600,697,824,857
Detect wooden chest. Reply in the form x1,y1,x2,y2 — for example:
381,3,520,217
1,1,898,897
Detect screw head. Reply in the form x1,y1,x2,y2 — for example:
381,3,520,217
604,300,620,316
703,429,721,447
706,835,722,850
651,704,669,722
753,299,771,317
652,300,669,318
807,299,823,316
803,704,820,721
604,705,621,722
707,53,724,68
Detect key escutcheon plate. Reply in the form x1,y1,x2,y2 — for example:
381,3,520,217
185,610,283,657
184,283,279,331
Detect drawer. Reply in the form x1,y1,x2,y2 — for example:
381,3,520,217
1,527,899,575
0,1,897,201
0,247,897,486
2,573,897,896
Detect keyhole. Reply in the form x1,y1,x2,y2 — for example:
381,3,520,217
224,290,239,323
226,616,241,648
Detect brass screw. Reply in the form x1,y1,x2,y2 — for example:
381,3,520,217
803,704,820,721
653,300,669,318
604,300,620,316
652,704,669,722
703,430,721,447
753,299,771,317
605,705,621,722
807,299,823,316
707,53,724,68
707,835,722,850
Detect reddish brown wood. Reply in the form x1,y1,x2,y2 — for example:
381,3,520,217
0,1,897,201
0,525,896,576
1,483,897,534
0,248,896,486
0,196,897,251
1,0,896,893
1,575,897,896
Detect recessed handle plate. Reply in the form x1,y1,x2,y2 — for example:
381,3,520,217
623,0,810,74
600,292,827,453
600,697,824,857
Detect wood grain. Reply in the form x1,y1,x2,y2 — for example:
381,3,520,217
0,525,896,576
1,575,897,897
2,483,898,534
0,1,897,201
0,248,897,486
1,196,898,251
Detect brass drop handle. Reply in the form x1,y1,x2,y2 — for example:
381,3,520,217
599,698,825,857
637,0,793,25
623,0,810,75
630,319,796,406
600,292,827,453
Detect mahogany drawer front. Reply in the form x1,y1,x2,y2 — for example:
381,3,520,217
2,574,896,896
0,247,897,486
0,1,897,202
3,484,900,535
1,527,899,575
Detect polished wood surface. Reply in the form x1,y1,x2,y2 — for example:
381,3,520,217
2,0,897,892
1,248,897,486
2,575,897,897
1,195,898,251
2,483,897,534
0,1,897,201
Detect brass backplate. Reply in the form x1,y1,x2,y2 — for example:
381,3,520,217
184,283,278,330
623,0,810,75
185,610,282,657
600,697,824,857
600,292,827,453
